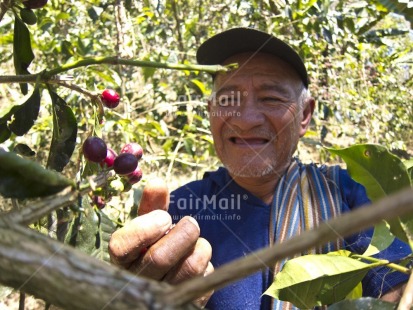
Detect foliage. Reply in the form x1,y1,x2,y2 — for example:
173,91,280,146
0,0,412,308
265,144,413,308
328,144,413,247
265,250,381,308
327,297,397,310
0,149,74,198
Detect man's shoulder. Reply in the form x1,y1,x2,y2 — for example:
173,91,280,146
322,163,371,208
307,161,358,188
300,160,370,208
170,167,227,198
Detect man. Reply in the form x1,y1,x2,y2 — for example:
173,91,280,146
109,28,409,309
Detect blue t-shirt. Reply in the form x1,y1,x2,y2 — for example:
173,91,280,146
168,167,409,309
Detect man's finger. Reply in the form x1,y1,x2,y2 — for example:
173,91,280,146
193,262,215,308
108,210,172,266
129,216,200,280
163,237,212,284
138,178,169,216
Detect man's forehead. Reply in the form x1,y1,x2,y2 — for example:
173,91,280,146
215,73,289,88
214,71,301,96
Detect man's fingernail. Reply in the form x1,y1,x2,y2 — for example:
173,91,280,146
164,223,176,235
150,210,172,227
186,216,200,229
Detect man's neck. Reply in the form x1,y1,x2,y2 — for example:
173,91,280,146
230,168,288,205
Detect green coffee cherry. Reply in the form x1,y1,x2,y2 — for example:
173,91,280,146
20,8,37,25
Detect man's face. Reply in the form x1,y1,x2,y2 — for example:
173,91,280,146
208,52,313,179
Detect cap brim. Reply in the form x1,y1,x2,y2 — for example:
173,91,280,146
196,27,309,87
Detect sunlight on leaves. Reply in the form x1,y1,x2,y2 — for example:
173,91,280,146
264,250,380,308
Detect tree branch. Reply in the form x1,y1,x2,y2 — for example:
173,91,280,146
0,58,236,84
398,272,413,310
171,0,185,60
165,187,413,306
0,222,198,310
0,0,12,23
2,176,412,308
0,171,115,226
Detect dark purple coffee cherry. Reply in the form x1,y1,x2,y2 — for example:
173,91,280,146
127,166,143,184
93,195,106,209
100,147,117,168
113,153,138,175
83,136,107,163
101,89,120,109
120,142,143,160
23,0,48,9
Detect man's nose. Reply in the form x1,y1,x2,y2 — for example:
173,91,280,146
228,93,265,130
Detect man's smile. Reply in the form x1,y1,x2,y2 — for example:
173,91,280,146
229,136,270,147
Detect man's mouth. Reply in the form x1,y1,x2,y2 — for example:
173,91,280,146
229,137,270,146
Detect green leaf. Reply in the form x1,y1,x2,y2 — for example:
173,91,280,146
13,143,35,157
0,149,74,199
184,137,195,156
0,122,11,143
327,297,397,310
56,12,71,21
142,66,156,81
8,88,41,136
356,18,382,36
61,40,74,61
345,281,363,300
296,0,317,15
405,159,413,182
327,144,412,248
65,197,99,253
374,0,413,28
81,160,101,178
191,79,208,95
326,144,411,201
76,37,87,56
91,210,117,262
65,198,116,262
46,90,78,172
363,221,395,256
13,16,35,95
264,251,378,308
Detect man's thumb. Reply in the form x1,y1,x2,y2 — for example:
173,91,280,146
137,178,169,216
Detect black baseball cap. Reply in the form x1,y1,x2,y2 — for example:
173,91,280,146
196,27,309,87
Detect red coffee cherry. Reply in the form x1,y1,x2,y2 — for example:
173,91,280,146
101,89,120,109
120,142,143,160
82,136,107,163
113,153,138,175
127,166,143,184
100,147,117,168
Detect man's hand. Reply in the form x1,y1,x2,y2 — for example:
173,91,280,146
380,282,407,303
108,178,214,307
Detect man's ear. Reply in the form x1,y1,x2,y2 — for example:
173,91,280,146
207,99,212,113
299,97,315,137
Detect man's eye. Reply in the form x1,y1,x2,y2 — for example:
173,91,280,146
217,96,237,106
262,97,280,103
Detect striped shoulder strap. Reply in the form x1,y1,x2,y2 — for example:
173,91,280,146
269,159,344,310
